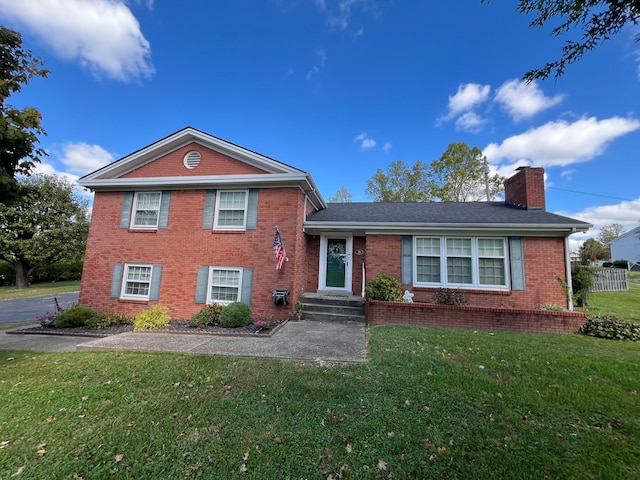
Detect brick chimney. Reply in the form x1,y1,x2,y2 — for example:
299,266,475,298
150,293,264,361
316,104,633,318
504,166,546,210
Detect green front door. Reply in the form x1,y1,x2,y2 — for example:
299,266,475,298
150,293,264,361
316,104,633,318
325,238,347,288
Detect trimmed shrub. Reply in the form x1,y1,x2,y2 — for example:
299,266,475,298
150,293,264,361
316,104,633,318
432,288,468,306
612,260,629,269
219,302,252,328
55,306,98,328
190,303,225,328
579,315,640,341
365,272,402,301
86,311,133,330
133,305,170,331
571,264,597,307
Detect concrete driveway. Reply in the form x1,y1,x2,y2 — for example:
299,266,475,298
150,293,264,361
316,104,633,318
1,320,367,362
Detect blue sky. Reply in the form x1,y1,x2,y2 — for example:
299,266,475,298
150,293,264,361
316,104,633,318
1,0,639,251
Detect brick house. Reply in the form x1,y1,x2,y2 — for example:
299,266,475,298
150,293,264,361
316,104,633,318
78,127,591,324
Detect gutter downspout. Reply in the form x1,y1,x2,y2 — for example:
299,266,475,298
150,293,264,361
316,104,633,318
564,235,574,311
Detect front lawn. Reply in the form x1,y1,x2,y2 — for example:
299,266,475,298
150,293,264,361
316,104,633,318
1,326,638,479
580,282,640,324
0,281,81,301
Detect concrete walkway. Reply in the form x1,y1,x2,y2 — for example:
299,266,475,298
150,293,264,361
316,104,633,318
1,320,367,362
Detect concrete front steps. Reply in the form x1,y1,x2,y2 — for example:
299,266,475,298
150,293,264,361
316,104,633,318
298,292,365,323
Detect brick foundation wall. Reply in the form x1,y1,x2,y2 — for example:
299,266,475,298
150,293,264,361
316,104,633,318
79,187,306,320
367,300,586,334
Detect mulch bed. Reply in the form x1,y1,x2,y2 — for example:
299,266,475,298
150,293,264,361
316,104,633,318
8,319,288,338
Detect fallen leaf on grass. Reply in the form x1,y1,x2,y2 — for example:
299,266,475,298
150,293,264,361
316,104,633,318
36,449,46,457
114,454,124,462
345,444,353,453
243,452,249,461
1,440,10,448
46,417,56,423
377,459,387,471
240,463,247,473
11,466,24,477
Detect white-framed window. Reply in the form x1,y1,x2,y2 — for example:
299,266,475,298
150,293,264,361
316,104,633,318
214,190,248,230
208,267,243,304
131,192,162,228
121,264,153,299
414,237,507,289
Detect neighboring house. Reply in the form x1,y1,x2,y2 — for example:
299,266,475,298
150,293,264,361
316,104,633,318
610,226,640,269
78,127,591,321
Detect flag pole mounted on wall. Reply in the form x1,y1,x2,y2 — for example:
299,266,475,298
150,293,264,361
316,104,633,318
273,227,287,270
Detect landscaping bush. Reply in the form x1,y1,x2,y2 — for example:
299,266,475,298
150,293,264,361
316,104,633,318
55,306,98,328
579,315,640,341
0,261,15,286
365,272,402,301
133,305,170,331
432,288,468,306
32,261,84,283
612,260,629,269
189,303,225,327
571,264,598,307
219,302,252,328
86,311,133,330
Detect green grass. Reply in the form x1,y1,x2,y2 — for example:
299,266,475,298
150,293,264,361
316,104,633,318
579,282,640,324
1,326,638,479
0,281,80,301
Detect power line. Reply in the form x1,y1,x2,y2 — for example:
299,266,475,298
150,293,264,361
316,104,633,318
546,186,638,202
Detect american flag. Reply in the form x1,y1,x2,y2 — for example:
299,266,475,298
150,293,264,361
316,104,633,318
273,229,286,270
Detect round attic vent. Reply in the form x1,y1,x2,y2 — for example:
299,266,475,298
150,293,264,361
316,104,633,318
183,150,201,169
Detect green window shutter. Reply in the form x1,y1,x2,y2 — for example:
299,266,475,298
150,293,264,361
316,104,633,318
120,192,133,228
202,190,216,230
149,265,163,300
401,235,413,285
241,268,253,305
158,191,171,229
246,189,259,230
110,264,124,298
509,237,526,291
195,266,209,304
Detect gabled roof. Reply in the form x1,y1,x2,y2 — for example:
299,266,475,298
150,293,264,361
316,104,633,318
79,127,326,209
304,201,592,236
610,225,640,245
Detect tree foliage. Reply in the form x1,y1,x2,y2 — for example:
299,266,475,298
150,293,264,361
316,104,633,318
491,0,640,81
0,174,89,288
580,238,609,263
429,142,504,202
365,160,432,202
328,185,353,203
0,26,49,204
365,142,504,203
597,223,624,244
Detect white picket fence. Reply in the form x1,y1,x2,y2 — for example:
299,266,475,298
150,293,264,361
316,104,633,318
592,268,628,292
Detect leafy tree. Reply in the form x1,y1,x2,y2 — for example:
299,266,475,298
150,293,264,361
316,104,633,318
0,174,89,288
429,142,504,202
0,26,49,204
597,223,623,245
488,0,640,81
365,160,433,202
328,185,353,203
580,238,609,263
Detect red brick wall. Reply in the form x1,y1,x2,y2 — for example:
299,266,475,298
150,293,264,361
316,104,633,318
367,300,585,334
121,143,268,178
361,235,568,310
80,187,305,320
504,167,546,210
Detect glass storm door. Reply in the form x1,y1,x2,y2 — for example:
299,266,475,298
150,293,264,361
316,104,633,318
320,235,352,291
326,238,347,288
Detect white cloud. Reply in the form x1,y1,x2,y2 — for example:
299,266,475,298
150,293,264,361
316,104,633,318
0,0,154,82
495,79,564,121
440,83,491,123
353,27,364,38
353,132,376,150
455,111,488,133
314,0,370,32
484,116,640,170
58,142,115,175
316,49,327,66
559,199,640,251
383,142,392,152
306,65,320,80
